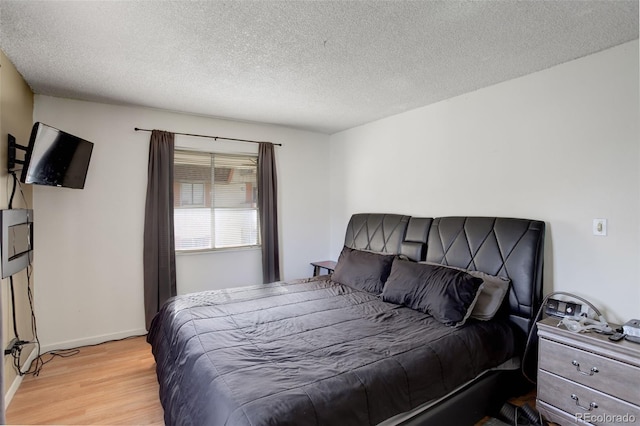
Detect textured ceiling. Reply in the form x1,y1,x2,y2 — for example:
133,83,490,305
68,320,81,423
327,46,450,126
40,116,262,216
0,1,637,134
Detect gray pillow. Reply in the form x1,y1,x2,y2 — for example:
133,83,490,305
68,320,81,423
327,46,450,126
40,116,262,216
381,259,484,326
421,262,510,321
465,270,510,320
332,246,395,294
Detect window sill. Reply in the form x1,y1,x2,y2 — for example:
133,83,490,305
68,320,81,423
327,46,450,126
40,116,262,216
176,245,261,256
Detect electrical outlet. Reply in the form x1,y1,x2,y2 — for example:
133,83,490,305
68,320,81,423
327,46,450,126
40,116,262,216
4,338,18,356
593,218,607,236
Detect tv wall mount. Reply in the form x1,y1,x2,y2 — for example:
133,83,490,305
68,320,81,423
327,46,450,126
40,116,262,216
8,133,28,173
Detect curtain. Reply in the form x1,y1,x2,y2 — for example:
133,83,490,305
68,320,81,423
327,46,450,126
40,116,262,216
143,130,177,330
258,142,280,283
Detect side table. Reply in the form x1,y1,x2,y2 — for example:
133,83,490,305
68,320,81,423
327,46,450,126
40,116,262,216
310,260,337,276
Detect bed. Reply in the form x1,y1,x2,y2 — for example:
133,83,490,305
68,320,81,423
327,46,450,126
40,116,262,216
147,214,545,425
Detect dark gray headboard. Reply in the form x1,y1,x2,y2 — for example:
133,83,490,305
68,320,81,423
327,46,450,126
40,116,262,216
426,217,545,338
343,213,545,338
344,213,432,261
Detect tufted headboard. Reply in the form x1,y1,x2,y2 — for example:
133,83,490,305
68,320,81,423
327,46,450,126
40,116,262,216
425,217,545,338
343,213,545,339
344,213,432,262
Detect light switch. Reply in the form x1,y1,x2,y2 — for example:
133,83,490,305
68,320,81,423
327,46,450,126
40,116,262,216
593,218,607,236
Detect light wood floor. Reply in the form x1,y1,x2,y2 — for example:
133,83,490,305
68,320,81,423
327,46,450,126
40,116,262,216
6,335,539,425
6,336,164,425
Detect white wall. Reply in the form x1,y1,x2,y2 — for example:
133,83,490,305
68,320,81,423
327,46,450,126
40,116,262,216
33,97,330,349
329,41,640,323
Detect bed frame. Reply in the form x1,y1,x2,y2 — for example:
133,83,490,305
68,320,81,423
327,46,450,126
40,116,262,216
343,213,545,425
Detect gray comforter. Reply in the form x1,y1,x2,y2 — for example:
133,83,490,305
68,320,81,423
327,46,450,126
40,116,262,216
147,276,515,426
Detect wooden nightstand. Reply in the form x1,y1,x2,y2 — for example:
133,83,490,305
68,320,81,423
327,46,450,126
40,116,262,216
536,316,640,425
310,260,336,276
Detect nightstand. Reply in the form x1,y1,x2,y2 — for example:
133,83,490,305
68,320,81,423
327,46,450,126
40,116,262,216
310,260,336,276
536,316,640,425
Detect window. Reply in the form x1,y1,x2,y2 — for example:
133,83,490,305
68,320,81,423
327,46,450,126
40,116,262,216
174,150,259,251
179,182,205,206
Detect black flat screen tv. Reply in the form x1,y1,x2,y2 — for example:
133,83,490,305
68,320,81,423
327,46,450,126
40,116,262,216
20,122,94,189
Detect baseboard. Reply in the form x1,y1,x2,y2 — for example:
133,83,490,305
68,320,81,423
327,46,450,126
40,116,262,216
39,328,148,353
5,345,39,408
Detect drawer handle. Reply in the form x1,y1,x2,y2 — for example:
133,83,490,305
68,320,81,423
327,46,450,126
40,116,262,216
571,394,598,411
571,360,599,376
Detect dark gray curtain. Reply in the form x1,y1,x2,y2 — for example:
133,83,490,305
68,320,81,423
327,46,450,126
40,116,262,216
143,130,177,330
258,142,280,283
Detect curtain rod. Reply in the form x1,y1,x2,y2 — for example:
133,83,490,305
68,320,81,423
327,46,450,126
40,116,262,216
134,127,282,146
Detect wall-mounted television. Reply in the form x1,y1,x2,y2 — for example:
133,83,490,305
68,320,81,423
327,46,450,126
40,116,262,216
0,209,33,279
20,122,94,189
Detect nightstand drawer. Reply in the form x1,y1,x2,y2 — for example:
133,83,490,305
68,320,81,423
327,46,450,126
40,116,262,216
538,370,640,425
539,338,640,405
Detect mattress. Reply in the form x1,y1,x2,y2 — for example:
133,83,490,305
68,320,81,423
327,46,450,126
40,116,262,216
147,276,516,426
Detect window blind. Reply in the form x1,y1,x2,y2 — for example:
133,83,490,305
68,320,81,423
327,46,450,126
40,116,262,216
174,150,259,251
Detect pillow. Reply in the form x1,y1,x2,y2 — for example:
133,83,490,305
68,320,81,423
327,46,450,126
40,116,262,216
381,259,484,326
331,246,396,294
421,262,511,321
466,270,510,321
